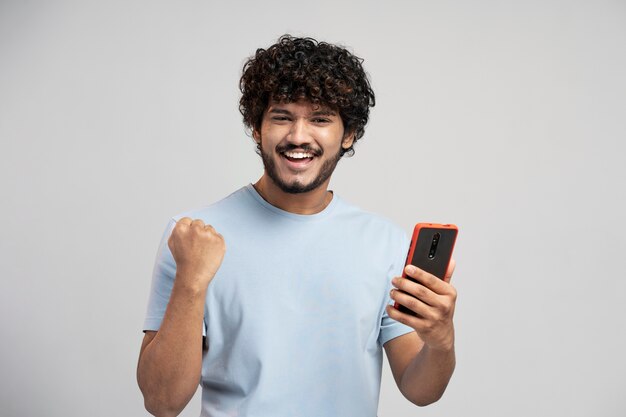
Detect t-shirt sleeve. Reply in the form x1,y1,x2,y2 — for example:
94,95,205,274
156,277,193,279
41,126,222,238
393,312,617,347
378,232,415,346
143,219,178,332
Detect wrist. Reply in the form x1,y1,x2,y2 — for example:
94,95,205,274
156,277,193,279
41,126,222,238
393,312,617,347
423,337,455,356
173,270,211,296
423,328,455,354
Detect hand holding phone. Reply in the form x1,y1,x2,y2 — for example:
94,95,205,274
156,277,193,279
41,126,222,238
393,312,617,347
393,223,458,316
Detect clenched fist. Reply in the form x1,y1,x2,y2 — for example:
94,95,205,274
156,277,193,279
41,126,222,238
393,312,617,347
167,217,226,291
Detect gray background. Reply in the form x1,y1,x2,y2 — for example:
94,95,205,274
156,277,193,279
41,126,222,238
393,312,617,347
1,1,625,416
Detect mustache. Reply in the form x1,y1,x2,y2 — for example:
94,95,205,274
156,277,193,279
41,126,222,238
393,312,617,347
276,143,323,157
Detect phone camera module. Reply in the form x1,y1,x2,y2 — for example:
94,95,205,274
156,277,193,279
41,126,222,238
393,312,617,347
428,233,440,259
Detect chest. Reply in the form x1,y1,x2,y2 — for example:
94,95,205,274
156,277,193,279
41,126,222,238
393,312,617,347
204,226,393,337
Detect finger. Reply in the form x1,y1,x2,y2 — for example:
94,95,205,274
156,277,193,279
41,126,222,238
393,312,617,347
177,217,193,226
190,219,205,228
392,276,437,306
386,304,428,330
390,288,434,319
403,265,449,294
444,258,456,283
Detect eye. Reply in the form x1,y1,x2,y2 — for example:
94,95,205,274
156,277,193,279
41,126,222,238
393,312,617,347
271,116,290,122
311,117,331,124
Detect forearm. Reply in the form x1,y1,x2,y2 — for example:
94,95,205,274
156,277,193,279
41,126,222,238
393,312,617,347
137,275,207,416
399,343,456,406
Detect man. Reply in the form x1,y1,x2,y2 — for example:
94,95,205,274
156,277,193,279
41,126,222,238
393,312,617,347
137,35,457,417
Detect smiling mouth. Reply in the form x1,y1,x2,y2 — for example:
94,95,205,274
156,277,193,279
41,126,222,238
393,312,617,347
281,150,316,163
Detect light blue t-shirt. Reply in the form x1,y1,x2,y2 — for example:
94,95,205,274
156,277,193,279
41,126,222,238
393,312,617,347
144,184,413,417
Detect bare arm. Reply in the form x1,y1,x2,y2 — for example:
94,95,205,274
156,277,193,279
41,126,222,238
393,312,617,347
384,331,455,405
137,218,225,417
384,260,457,406
137,278,207,416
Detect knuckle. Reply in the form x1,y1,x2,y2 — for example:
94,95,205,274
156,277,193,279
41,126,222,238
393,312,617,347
411,284,425,300
398,277,412,291
440,304,454,320
191,219,205,227
439,303,450,316
421,318,435,331
416,284,426,297
178,217,192,226
394,311,407,325
404,294,419,311
432,309,444,322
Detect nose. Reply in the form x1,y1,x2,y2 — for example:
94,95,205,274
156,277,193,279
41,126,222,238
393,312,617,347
288,118,310,146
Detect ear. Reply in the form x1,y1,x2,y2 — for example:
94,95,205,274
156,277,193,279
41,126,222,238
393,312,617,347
341,131,355,150
252,129,261,143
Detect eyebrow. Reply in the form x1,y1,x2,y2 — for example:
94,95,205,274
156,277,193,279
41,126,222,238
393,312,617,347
268,108,337,117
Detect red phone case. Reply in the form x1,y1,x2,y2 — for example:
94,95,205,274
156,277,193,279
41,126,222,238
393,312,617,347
393,223,458,315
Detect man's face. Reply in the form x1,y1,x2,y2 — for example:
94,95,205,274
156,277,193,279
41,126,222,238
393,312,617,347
254,100,354,194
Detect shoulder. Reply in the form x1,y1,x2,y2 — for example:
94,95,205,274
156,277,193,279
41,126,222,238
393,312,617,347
332,195,409,246
171,186,252,224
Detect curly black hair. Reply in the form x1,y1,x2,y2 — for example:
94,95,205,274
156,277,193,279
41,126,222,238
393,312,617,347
239,35,375,157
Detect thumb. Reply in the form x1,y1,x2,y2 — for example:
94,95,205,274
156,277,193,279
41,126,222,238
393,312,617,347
443,258,456,283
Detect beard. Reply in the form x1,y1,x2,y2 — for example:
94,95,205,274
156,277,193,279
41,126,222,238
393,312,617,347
259,142,343,194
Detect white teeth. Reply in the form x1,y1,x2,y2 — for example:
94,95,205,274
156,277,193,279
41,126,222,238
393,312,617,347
284,151,313,159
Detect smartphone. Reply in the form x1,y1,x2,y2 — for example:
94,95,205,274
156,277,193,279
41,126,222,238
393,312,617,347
394,223,458,316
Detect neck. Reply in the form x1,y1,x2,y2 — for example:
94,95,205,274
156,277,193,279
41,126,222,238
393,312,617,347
253,175,333,215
